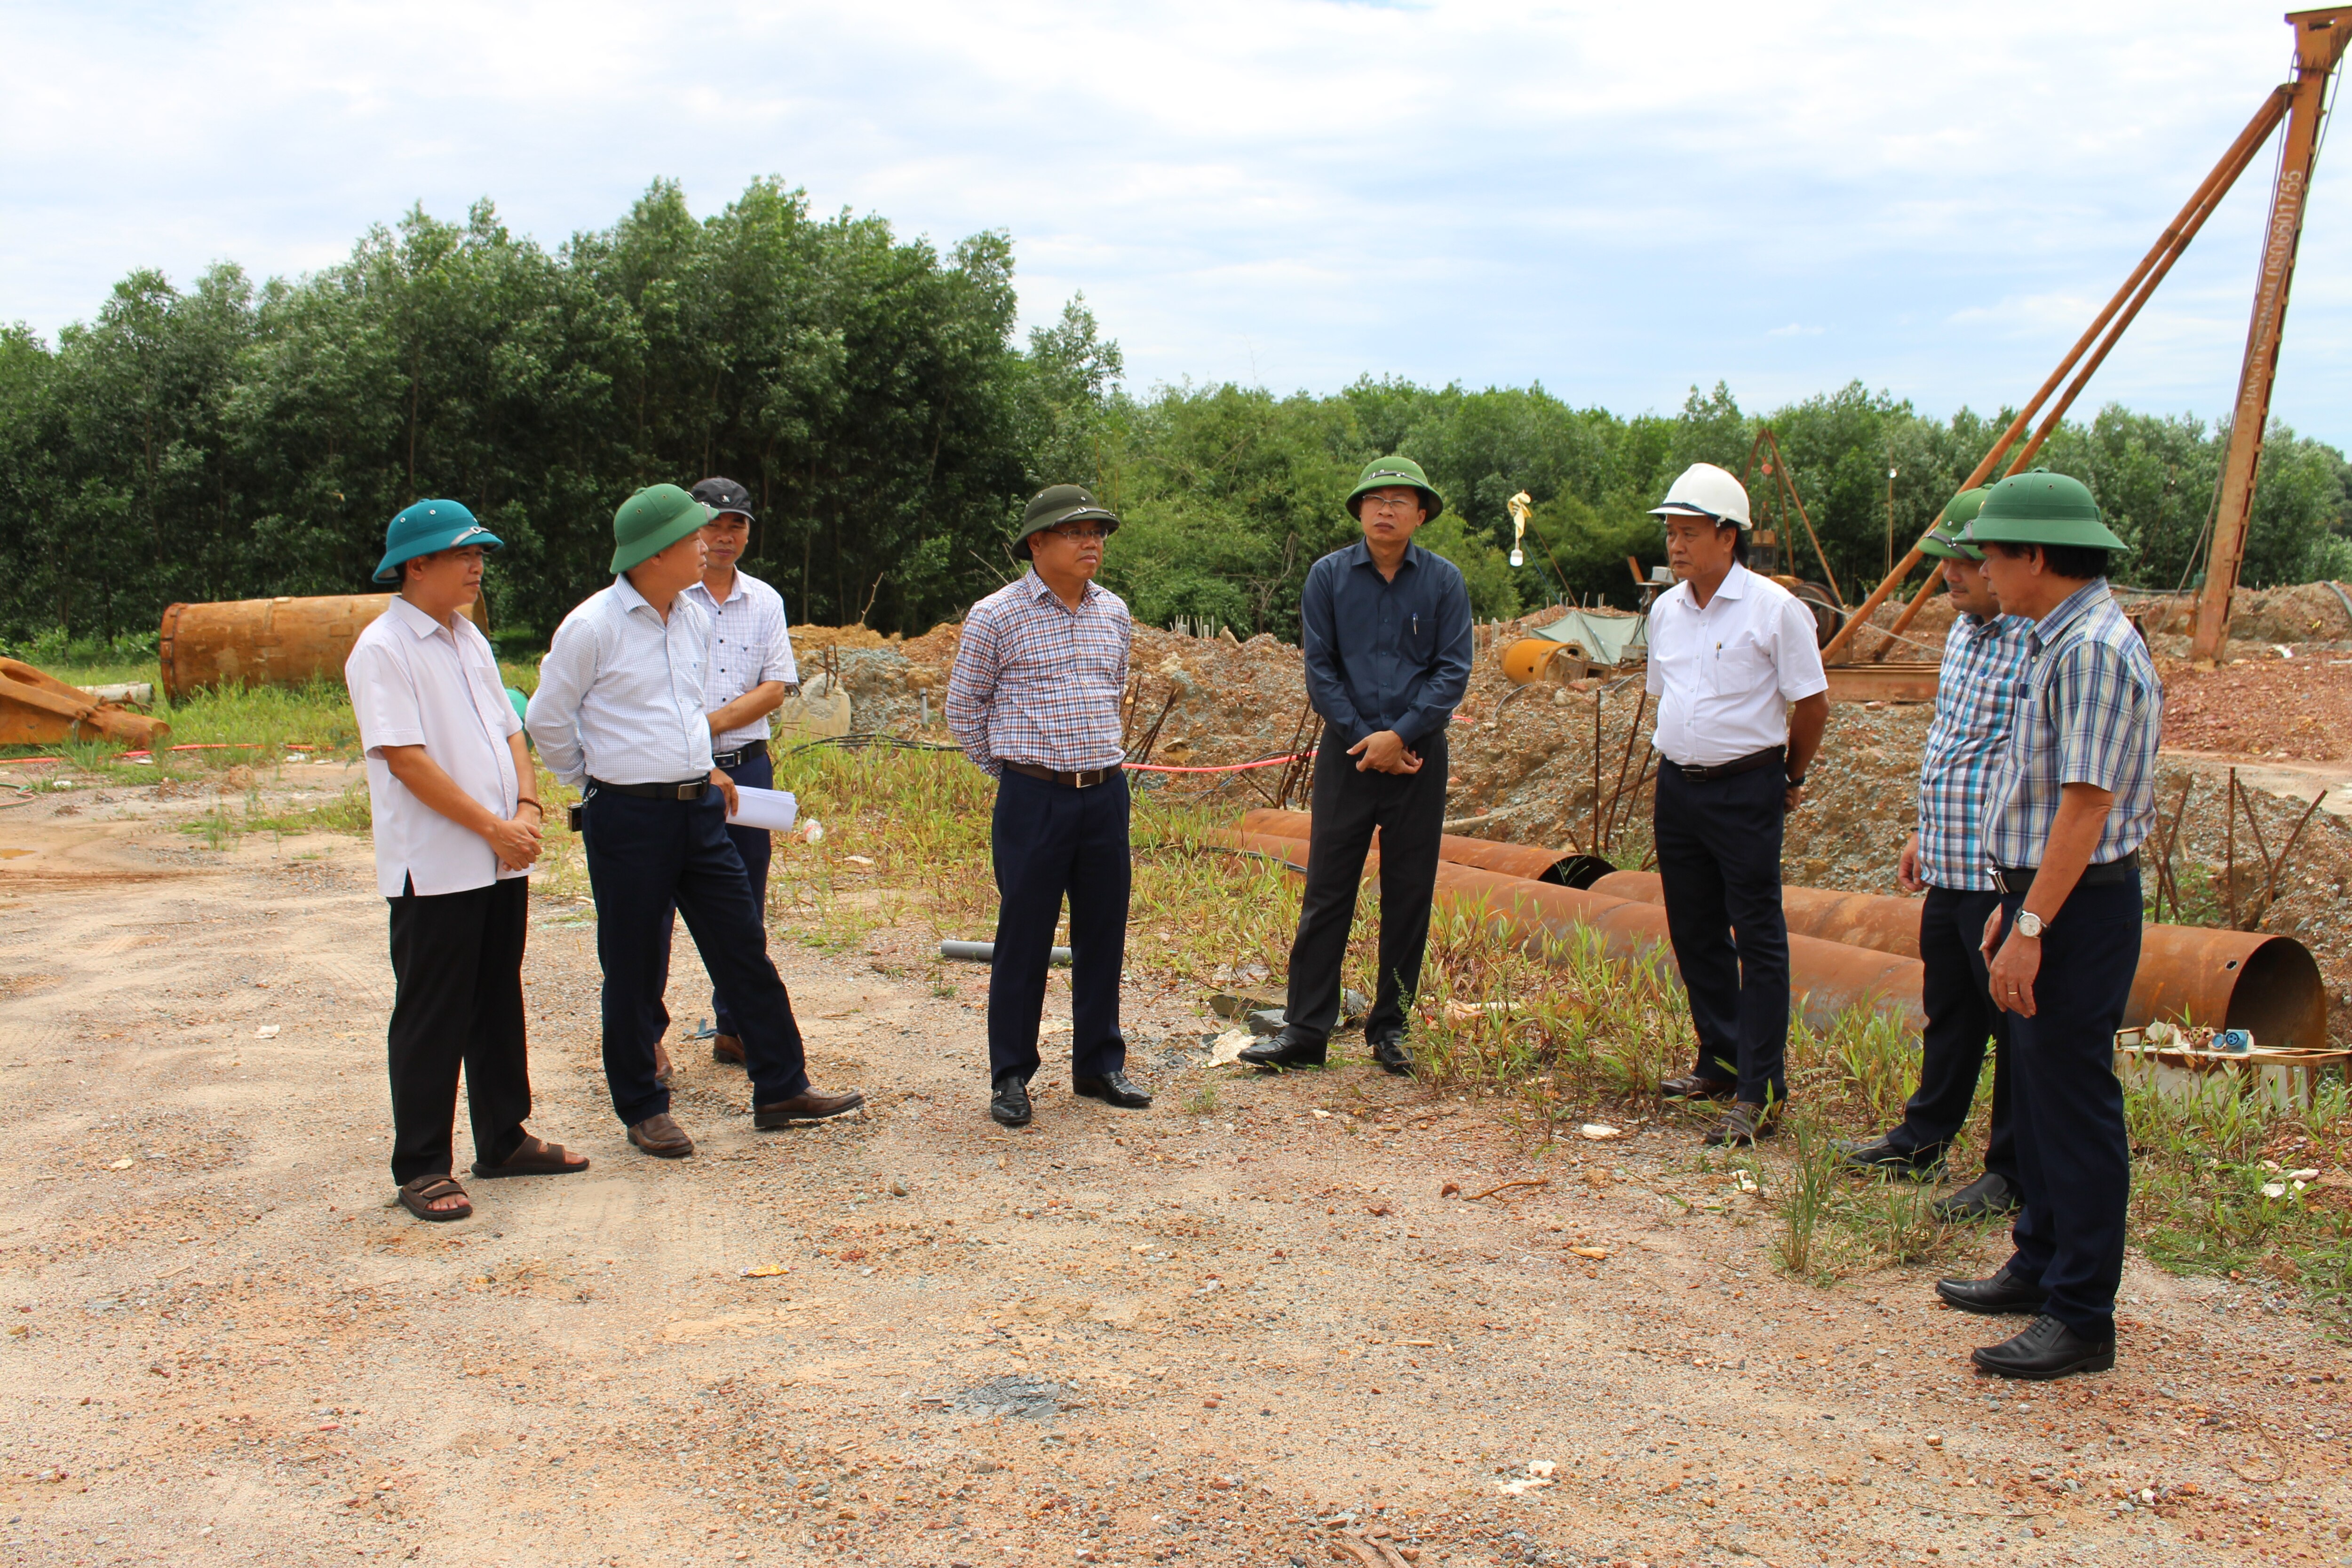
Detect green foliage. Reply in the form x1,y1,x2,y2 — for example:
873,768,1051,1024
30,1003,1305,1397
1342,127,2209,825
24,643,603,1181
6,184,2350,649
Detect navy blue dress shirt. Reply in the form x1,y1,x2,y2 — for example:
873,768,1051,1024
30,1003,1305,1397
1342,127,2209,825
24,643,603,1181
1299,539,1475,748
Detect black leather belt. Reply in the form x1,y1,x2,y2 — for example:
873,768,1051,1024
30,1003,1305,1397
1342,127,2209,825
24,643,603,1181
1003,761,1115,789
585,777,709,801
1991,852,2139,897
1667,745,1785,782
712,739,769,769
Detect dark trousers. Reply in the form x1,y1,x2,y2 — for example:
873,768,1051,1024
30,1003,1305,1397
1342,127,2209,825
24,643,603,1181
1887,885,2017,1179
652,749,774,1041
1653,762,1790,1106
386,876,532,1185
2002,875,2140,1340
585,788,810,1125
1284,733,1448,1046
988,767,1131,1083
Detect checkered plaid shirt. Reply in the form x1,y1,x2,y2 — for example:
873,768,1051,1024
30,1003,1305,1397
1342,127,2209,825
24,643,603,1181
1915,612,2034,891
946,572,1131,777
1983,581,2162,873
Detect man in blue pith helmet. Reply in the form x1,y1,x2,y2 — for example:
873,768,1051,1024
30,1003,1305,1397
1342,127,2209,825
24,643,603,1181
1936,470,2159,1383
1836,491,2030,1221
346,500,588,1223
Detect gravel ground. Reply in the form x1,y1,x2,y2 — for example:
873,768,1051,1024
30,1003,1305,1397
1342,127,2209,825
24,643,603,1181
0,773,2348,1567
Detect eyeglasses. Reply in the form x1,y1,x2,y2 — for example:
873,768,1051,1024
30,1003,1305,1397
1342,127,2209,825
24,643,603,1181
1359,494,1423,516
1043,523,1110,541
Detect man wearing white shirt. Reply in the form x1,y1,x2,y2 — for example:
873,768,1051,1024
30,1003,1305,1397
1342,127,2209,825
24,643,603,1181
1642,463,1830,1146
673,476,799,1072
346,500,588,1224
527,484,863,1159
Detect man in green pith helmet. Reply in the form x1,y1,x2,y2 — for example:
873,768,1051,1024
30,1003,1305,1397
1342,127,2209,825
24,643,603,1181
1934,470,2158,1382
1243,456,1474,1077
526,485,866,1160
1836,489,2031,1223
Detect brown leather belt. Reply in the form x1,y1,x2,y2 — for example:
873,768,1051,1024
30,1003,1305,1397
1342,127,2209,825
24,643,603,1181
1667,745,1785,782
1003,761,1116,789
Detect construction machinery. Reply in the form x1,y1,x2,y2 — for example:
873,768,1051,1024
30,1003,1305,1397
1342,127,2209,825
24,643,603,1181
1823,6,2352,669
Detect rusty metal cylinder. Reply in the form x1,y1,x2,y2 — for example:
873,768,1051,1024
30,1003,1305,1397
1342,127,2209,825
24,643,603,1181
159,594,491,700
1590,869,2327,1051
1241,807,1581,885
1500,637,1571,685
1212,825,1926,1033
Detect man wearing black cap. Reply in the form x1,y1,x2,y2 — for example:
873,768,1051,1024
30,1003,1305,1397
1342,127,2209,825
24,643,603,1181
946,485,1152,1128
661,477,802,1077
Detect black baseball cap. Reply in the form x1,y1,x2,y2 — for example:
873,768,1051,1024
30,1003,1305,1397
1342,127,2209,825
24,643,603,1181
691,477,755,523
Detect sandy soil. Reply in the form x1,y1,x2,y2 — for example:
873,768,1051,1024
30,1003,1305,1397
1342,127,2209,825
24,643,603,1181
1,772,2348,1568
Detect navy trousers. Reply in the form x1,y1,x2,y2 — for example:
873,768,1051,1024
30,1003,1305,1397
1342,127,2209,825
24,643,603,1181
1886,885,2017,1178
988,767,1130,1084
651,748,775,1041
385,876,532,1184
584,787,810,1126
2001,875,2140,1340
1284,732,1448,1045
1653,761,1790,1106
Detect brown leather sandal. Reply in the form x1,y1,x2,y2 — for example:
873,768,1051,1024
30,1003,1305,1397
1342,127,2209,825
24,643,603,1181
472,1134,590,1179
398,1174,472,1222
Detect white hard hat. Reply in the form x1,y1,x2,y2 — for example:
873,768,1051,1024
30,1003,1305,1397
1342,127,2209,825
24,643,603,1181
1648,462,1752,529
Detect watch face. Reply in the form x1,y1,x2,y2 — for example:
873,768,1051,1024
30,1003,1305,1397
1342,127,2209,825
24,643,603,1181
2016,912,2042,938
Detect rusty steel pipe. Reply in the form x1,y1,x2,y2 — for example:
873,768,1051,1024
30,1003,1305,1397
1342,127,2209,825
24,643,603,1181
160,593,492,700
1209,826,1926,1033
1240,807,1581,885
1590,869,2327,1051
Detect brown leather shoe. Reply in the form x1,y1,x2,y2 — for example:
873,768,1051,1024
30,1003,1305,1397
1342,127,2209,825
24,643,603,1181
1659,1072,1735,1101
653,1043,675,1088
754,1089,866,1130
628,1112,694,1158
712,1033,746,1067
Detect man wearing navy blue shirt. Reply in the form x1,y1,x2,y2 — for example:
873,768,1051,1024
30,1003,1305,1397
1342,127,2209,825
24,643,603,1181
1243,457,1473,1076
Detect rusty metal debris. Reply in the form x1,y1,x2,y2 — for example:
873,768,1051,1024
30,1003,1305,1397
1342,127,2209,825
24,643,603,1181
159,593,490,700
0,659,170,749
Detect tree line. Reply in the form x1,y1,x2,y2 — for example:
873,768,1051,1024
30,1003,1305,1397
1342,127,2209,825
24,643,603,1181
3,179,2347,652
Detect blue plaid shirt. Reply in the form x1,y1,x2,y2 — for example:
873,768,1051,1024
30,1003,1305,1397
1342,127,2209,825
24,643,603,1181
1916,611,2034,891
1983,581,2162,873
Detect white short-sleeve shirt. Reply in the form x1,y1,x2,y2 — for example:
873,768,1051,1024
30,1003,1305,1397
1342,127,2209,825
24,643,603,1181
681,569,798,749
1644,563,1829,767
345,597,524,898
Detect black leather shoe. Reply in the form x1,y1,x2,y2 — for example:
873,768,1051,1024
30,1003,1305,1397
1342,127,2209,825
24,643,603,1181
1073,1069,1152,1109
1238,1030,1326,1069
1835,1135,1941,1177
1368,1034,1413,1077
1658,1073,1735,1101
1935,1267,2048,1316
1932,1170,2020,1221
1971,1313,2115,1380
990,1075,1033,1128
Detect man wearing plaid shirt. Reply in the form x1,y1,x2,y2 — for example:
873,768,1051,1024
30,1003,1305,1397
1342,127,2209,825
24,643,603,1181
1837,492,2032,1222
1935,470,2159,1383
947,485,1153,1128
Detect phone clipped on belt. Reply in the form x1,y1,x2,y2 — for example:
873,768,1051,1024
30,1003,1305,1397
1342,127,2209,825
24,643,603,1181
567,800,585,833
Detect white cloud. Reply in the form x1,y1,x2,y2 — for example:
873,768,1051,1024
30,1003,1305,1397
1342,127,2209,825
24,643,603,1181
4,0,2347,442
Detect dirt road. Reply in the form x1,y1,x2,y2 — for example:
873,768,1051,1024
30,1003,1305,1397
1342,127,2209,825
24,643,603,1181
1,774,2346,1567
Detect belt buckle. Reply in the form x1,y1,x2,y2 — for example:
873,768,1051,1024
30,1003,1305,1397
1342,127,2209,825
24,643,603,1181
1073,769,1098,789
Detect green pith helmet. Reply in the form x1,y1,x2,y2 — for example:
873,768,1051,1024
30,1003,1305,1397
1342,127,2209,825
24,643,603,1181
1007,484,1120,561
1963,470,2129,553
1919,487,1990,561
1346,456,1443,521
610,484,711,573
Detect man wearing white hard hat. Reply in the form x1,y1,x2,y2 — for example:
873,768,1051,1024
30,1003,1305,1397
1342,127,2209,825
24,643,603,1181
1643,462,1830,1146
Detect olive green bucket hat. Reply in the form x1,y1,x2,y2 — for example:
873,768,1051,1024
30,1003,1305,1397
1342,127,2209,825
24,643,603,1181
1918,487,1990,561
1008,484,1119,561
610,484,712,573
1346,456,1443,521
1963,470,2129,553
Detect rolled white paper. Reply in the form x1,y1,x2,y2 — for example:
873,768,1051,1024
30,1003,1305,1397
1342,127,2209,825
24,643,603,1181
725,785,800,832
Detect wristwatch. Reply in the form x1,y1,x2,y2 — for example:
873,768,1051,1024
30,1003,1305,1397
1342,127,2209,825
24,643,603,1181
2013,911,2047,939
1786,772,1805,788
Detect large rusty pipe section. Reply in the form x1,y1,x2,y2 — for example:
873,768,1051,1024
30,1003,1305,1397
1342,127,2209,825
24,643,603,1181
160,594,492,700
1241,807,1582,885
1211,827,1926,1035
1590,869,2327,1051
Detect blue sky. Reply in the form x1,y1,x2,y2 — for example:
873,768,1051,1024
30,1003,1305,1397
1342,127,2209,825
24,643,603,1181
9,0,2352,446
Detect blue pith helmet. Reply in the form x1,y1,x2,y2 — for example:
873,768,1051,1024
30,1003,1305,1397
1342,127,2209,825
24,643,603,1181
373,500,503,585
